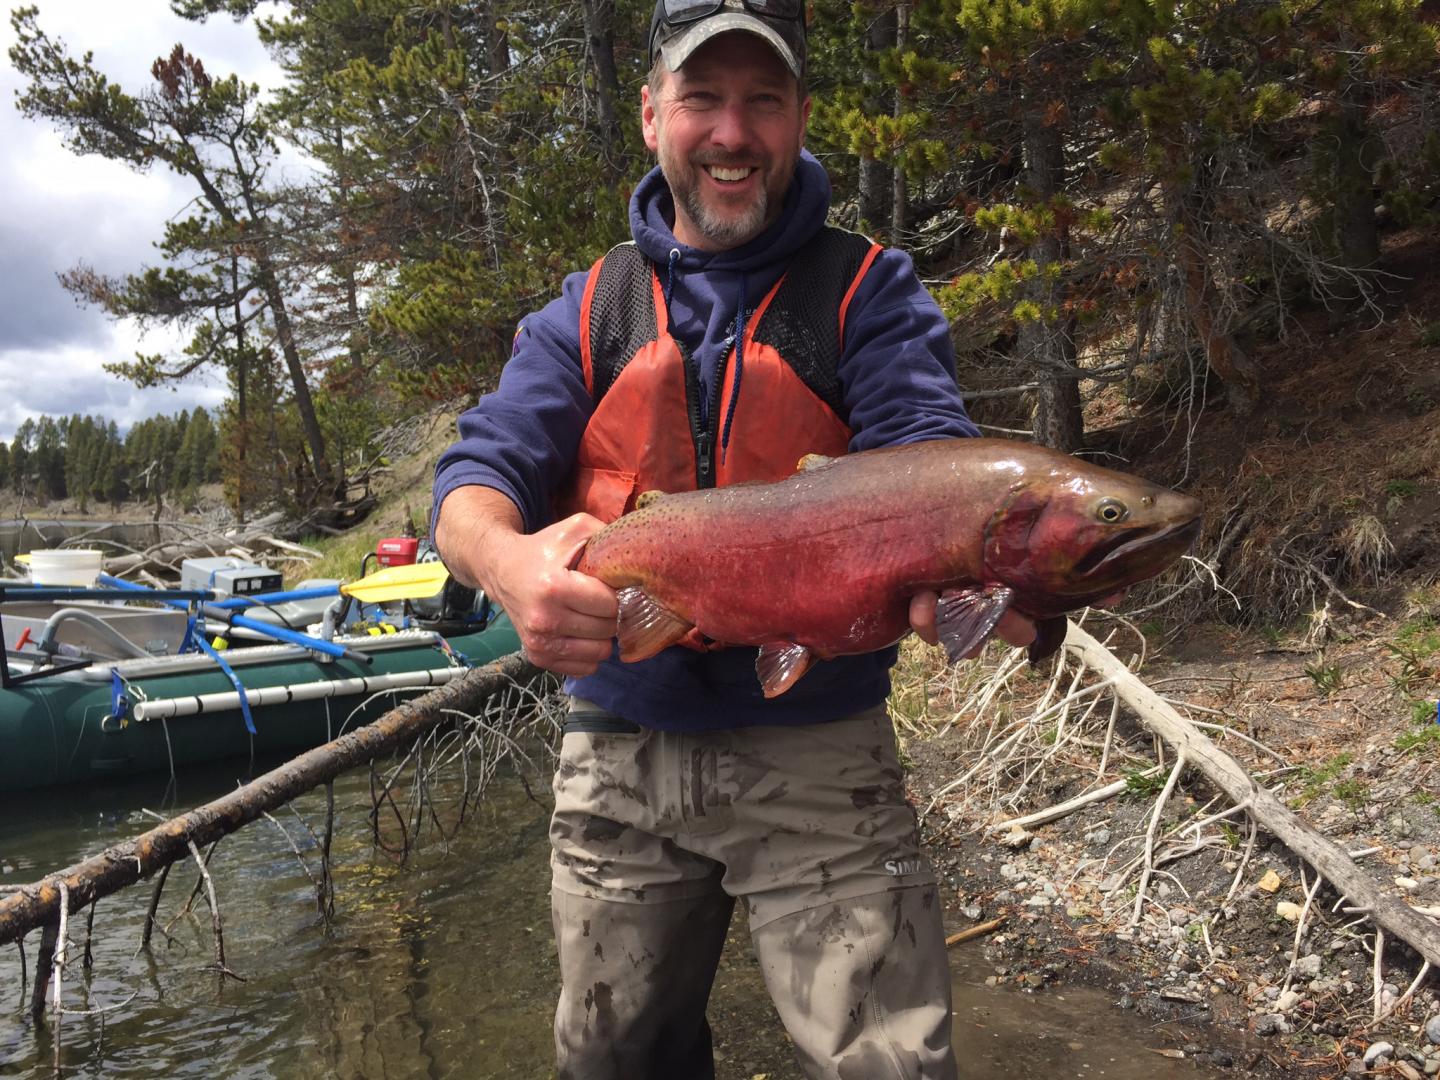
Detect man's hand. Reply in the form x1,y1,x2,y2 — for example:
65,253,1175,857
435,489,618,678
908,590,1036,659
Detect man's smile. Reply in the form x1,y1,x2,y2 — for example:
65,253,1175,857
704,164,758,185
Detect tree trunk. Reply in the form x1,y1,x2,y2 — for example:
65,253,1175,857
580,0,627,176
481,0,510,78
1019,87,1083,452
890,2,910,244
858,4,895,233
1164,152,1261,416
256,265,335,500
1329,81,1381,316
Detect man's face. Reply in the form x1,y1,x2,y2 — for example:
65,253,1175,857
641,31,810,252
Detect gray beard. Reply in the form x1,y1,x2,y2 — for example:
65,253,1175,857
676,182,769,249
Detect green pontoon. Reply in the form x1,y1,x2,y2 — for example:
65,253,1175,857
0,583,521,792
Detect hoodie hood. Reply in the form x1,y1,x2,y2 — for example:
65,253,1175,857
629,149,832,273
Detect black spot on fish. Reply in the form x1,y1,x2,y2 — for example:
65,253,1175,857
593,941,604,961
582,919,591,938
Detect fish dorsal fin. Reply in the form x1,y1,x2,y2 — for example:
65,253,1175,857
615,586,693,662
934,585,1014,663
796,453,835,472
634,489,667,510
756,642,816,698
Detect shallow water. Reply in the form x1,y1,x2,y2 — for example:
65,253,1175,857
0,756,1226,1078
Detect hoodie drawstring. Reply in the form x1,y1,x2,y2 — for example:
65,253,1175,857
660,248,746,468
719,273,746,466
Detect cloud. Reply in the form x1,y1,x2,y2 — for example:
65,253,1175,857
0,319,229,442
0,1,285,440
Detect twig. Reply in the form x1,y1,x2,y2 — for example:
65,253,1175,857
991,767,1163,833
53,880,69,1018
184,839,242,982
1280,866,1324,997
1130,753,1188,928
1372,928,1385,1024
140,862,173,950
946,916,1007,947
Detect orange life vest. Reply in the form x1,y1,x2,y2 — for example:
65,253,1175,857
555,226,883,522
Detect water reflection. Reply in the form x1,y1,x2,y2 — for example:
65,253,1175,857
0,758,1223,1079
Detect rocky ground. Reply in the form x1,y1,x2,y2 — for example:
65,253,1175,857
903,598,1440,1079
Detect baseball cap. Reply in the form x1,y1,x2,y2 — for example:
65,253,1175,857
648,0,807,79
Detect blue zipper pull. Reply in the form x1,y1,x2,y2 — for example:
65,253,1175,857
696,430,713,487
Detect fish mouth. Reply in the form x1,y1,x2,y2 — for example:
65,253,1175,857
1074,516,1203,579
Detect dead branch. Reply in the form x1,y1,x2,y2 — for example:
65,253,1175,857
0,653,538,947
185,839,240,982
1064,620,1440,969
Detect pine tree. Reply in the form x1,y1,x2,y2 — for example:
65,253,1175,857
10,8,337,503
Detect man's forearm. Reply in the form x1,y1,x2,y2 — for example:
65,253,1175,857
433,485,526,592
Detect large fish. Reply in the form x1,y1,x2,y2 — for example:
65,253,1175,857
575,438,1202,698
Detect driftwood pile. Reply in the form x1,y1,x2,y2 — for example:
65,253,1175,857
3,512,323,583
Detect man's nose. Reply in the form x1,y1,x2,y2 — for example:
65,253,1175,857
709,100,751,151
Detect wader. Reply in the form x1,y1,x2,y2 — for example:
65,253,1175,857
550,699,958,1080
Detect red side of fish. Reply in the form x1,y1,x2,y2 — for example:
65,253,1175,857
575,438,1202,695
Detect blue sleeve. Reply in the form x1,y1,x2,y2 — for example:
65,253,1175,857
431,270,593,534
838,246,980,452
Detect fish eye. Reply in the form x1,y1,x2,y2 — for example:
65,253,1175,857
1096,498,1128,524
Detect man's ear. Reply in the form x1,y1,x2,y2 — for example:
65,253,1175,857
799,94,811,152
641,82,660,153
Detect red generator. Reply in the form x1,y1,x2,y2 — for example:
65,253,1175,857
375,537,419,567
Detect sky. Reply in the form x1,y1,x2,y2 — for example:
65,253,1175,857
0,1,287,443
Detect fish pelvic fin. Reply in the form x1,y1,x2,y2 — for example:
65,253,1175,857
1027,616,1068,665
756,642,816,698
935,585,1014,663
796,453,835,472
615,586,693,662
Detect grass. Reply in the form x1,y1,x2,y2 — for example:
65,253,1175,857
1303,657,1345,696
1290,752,1355,809
289,529,380,585
1123,768,1165,800
1395,700,1440,756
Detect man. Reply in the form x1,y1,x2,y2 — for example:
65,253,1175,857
433,2,1034,1076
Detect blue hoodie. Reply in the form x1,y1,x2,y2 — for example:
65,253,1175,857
433,150,979,731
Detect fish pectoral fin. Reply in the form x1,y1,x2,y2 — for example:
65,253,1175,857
615,586,693,662
934,585,1015,663
796,453,835,472
634,489,667,510
756,642,816,698
1027,616,1068,665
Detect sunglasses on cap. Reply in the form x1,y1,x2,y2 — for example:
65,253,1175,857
658,0,804,23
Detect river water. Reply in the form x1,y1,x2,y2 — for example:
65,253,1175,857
0,752,1228,1078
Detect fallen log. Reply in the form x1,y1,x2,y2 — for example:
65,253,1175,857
0,652,538,947
1063,621,1440,969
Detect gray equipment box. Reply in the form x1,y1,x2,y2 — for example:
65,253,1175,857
180,557,282,599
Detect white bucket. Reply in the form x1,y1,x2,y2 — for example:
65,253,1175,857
27,548,105,587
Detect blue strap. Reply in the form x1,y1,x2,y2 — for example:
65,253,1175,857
193,621,255,735
109,669,129,724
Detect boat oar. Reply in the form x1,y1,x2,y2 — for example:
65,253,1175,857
96,574,372,665
337,561,450,604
